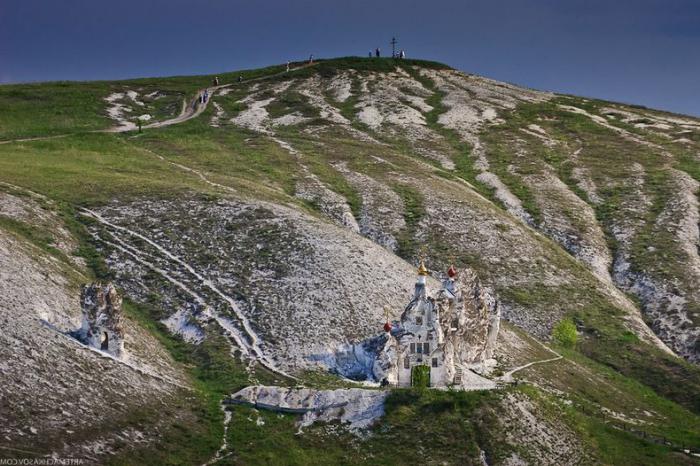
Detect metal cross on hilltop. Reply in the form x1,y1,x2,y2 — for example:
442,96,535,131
390,36,398,58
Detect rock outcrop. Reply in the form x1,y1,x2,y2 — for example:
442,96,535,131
227,385,388,430
77,283,126,358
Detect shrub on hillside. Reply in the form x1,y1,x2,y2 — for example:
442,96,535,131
553,318,578,348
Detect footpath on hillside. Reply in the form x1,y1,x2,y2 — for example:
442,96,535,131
0,63,317,145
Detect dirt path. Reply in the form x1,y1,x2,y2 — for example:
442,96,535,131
0,63,317,144
498,339,563,383
135,145,238,194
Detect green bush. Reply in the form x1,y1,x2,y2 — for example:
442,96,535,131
553,318,578,348
411,365,431,388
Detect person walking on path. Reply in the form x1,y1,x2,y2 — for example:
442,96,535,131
237,75,243,83
286,61,290,72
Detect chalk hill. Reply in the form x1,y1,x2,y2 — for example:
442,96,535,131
0,57,699,464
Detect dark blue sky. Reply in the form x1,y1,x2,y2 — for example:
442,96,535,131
2,0,699,116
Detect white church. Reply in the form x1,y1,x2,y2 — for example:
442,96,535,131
376,261,500,389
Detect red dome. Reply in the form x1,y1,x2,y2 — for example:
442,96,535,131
447,265,458,278
383,321,392,333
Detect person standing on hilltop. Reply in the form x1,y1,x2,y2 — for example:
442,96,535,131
286,61,290,72
309,54,314,64
375,47,380,57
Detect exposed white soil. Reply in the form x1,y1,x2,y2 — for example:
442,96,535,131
424,69,549,142
95,64,317,138
614,169,700,361
85,197,426,374
81,207,289,377
297,76,350,125
126,90,144,106
271,112,311,127
524,170,612,280
226,83,360,232
389,172,669,349
334,162,406,251
230,80,295,133
0,187,81,266
673,137,693,144
662,170,700,284
521,124,558,147
209,102,225,127
499,392,586,465
476,170,535,225
352,69,455,169
294,168,361,233
604,163,681,354
558,104,672,156
203,403,234,466
327,71,353,102
569,146,603,204
422,68,551,219
104,92,137,131
0,222,188,459
231,96,275,134
397,174,575,336
162,308,204,343
518,167,663,344
270,137,360,233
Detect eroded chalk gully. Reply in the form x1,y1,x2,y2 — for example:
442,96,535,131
81,208,294,379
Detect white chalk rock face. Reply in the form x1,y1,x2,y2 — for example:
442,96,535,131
78,283,126,358
228,385,388,430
